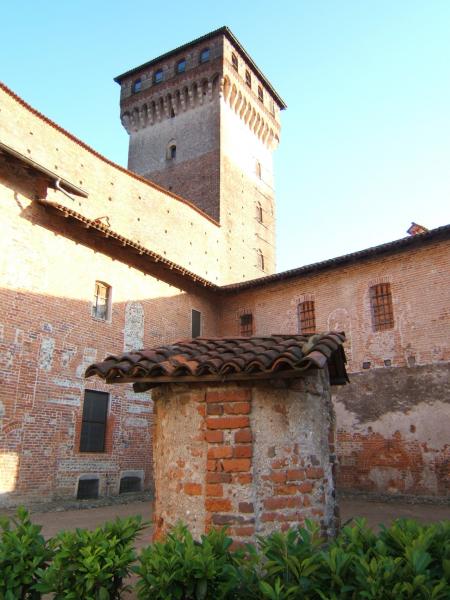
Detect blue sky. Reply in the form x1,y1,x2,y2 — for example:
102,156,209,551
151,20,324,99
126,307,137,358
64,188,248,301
2,1,449,272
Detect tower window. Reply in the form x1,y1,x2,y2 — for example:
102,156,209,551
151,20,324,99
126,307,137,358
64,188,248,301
132,78,142,94
176,59,186,74
298,301,316,335
245,70,251,88
370,283,394,331
258,85,264,102
92,281,111,321
231,53,238,71
257,249,265,271
166,142,176,160
153,69,163,84
256,202,263,223
240,313,253,336
199,48,210,64
256,161,262,180
192,309,202,338
80,390,109,453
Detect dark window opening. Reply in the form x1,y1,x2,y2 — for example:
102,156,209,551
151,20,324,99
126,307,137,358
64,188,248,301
231,53,238,71
132,78,142,94
77,478,99,500
256,161,262,180
370,283,394,331
80,390,108,453
256,202,263,223
199,48,210,63
154,69,163,84
119,476,142,494
257,250,265,271
245,70,251,88
192,309,201,338
92,281,110,320
170,108,175,118
167,144,176,159
240,313,253,336
176,58,186,74
258,86,264,102
298,301,316,335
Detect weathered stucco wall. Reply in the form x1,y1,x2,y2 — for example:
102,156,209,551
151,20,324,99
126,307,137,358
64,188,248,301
152,374,337,543
218,239,450,498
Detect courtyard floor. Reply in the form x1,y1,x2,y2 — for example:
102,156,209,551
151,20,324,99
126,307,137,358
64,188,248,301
16,496,449,547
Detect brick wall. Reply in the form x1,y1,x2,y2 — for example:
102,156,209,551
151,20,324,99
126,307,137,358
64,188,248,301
152,374,337,543
218,238,450,498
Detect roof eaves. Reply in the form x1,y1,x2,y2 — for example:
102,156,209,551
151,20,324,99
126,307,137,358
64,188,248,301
220,224,450,293
0,82,219,227
37,199,219,292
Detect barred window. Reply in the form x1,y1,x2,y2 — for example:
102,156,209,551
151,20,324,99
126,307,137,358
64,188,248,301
245,69,252,88
298,301,316,335
231,53,238,71
92,281,111,321
80,390,109,453
240,313,253,336
370,283,394,331
258,85,264,102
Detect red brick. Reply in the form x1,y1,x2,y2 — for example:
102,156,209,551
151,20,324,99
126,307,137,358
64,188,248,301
206,389,250,403
207,403,224,415
238,501,254,513
264,497,301,510
275,485,299,495
306,467,324,479
222,458,251,472
299,482,314,493
286,469,306,481
236,473,252,484
206,484,223,497
234,526,255,537
205,430,224,443
206,416,250,430
207,460,217,471
233,445,252,458
234,429,252,443
271,459,288,469
205,498,232,512
207,446,232,459
206,472,232,483
184,483,202,496
224,402,251,415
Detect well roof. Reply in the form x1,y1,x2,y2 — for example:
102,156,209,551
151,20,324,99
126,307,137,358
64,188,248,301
85,332,348,392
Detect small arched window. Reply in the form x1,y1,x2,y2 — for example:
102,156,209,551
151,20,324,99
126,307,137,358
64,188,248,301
176,58,186,74
167,142,176,160
257,249,265,271
256,161,262,180
132,78,142,94
199,48,210,64
258,85,264,102
256,202,263,223
153,69,163,84
245,70,251,88
231,53,238,71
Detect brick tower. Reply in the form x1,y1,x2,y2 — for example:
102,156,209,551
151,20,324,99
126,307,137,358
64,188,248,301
115,27,285,277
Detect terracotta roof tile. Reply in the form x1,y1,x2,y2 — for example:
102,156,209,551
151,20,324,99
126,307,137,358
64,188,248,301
85,333,348,391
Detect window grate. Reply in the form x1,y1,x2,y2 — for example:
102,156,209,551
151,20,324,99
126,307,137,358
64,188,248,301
119,476,142,494
77,478,99,500
370,283,394,331
298,301,316,335
240,313,253,336
80,390,108,453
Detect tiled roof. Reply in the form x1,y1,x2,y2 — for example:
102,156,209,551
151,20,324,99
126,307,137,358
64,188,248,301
221,224,450,292
85,332,348,391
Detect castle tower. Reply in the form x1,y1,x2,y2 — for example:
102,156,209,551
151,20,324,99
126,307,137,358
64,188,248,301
115,27,286,277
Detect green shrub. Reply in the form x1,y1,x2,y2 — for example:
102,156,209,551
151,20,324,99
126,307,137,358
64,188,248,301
134,523,248,599
0,506,53,600
35,515,144,600
135,518,450,600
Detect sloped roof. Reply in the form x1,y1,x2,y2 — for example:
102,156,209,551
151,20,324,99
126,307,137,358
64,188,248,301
85,332,348,391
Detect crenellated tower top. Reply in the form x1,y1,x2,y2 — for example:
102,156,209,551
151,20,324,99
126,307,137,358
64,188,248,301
115,27,285,279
